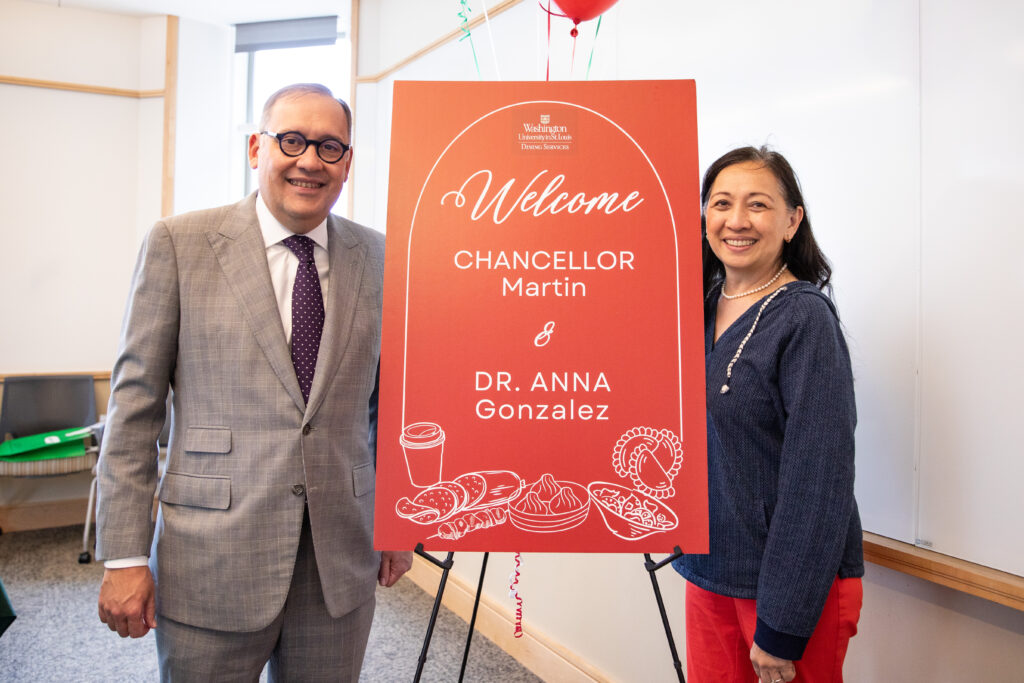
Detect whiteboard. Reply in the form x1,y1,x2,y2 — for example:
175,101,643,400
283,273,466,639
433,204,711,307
916,0,1024,576
354,0,1023,576
608,0,923,551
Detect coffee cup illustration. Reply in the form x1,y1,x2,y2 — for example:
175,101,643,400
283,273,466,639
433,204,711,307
400,422,445,488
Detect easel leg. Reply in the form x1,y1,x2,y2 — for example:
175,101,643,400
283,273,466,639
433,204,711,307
644,547,686,683
458,551,489,682
413,543,455,683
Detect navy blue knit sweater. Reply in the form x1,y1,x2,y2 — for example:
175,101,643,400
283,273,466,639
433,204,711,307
673,281,864,660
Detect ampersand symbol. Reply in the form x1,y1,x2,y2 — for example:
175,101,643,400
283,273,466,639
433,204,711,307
534,321,556,347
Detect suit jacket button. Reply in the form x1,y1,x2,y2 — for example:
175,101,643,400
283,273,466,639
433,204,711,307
292,484,305,496
302,424,311,435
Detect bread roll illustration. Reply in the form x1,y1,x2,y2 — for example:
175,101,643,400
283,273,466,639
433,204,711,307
395,480,466,523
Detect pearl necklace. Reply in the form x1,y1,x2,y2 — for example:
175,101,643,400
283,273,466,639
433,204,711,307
720,264,788,300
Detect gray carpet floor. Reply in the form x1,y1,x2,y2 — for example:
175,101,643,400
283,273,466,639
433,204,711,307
0,525,542,682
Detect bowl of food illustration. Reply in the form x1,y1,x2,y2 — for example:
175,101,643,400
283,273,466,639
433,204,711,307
508,473,590,533
587,481,678,540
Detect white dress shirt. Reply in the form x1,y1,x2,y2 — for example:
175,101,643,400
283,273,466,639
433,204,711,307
105,194,331,569
256,192,330,343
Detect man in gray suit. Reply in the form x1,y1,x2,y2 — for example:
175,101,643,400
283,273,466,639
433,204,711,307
96,83,411,680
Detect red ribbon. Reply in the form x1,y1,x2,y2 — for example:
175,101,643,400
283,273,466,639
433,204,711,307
509,551,524,638
545,1,552,81
541,0,581,76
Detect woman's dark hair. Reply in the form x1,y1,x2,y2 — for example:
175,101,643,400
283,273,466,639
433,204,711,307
701,146,832,303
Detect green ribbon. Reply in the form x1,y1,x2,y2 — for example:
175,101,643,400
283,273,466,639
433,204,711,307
458,0,482,79
586,15,603,80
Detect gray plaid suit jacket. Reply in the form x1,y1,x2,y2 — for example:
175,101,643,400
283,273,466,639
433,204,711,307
96,193,384,631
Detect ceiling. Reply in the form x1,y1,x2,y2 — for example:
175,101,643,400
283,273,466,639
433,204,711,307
25,0,352,28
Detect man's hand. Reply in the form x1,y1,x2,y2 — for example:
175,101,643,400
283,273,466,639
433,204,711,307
98,565,157,638
750,642,796,683
378,550,413,587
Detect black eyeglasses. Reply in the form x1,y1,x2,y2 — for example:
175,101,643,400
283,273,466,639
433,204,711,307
261,131,351,164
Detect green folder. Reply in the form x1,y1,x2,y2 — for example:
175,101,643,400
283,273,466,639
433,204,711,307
0,426,92,462
0,578,14,638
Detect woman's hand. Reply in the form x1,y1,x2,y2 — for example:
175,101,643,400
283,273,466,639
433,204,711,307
750,642,796,682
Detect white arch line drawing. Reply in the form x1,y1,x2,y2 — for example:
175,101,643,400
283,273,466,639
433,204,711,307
400,99,685,442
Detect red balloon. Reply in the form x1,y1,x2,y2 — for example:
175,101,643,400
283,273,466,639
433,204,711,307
552,0,620,24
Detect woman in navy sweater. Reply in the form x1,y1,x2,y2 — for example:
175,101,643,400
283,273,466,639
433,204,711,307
673,147,863,683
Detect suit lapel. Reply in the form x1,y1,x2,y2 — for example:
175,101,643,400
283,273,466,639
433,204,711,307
305,216,367,418
206,195,306,413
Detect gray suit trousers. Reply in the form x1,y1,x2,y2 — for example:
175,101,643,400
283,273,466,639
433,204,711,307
155,508,376,682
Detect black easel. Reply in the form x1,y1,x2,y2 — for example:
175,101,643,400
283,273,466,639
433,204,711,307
412,543,455,683
645,546,686,683
413,544,491,683
412,544,686,683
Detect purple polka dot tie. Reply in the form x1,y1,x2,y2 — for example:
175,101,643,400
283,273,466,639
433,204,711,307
283,235,324,404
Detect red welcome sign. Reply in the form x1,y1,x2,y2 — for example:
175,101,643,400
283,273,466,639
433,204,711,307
375,80,707,553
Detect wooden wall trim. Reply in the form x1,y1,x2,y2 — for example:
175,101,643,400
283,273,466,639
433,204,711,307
0,372,110,383
350,0,360,103
0,496,91,534
161,15,179,218
354,0,523,84
864,532,1024,611
0,74,163,98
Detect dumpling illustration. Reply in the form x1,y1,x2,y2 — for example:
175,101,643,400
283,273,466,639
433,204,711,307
515,491,550,515
548,486,583,514
531,473,561,501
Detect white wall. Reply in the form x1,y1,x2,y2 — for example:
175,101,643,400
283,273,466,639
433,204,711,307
0,2,235,508
848,564,1024,681
0,3,237,371
352,1,1024,680
137,15,168,238
0,0,165,506
0,0,162,374
173,17,235,215
356,0,475,77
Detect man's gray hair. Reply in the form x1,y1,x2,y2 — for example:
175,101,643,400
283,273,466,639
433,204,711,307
259,83,352,138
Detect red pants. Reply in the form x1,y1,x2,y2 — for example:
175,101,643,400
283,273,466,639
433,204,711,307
685,578,862,683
